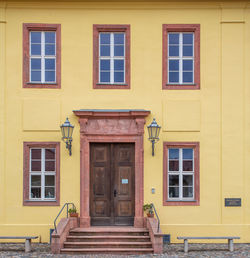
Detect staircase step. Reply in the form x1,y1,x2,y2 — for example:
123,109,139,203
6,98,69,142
69,227,149,236
64,241,152,248
60,247,154,254
66,235,150,242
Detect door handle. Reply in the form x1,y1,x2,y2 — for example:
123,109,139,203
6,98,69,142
114,189,117,197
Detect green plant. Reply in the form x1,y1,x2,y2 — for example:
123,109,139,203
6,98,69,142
68,207,77,214
143,203,153,215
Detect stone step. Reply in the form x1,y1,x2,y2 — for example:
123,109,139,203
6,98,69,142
66,235,150,242
64,241,152,249
69,227,149,236
60,247,154,254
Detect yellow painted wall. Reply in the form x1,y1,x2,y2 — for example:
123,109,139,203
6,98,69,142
0,0,250,243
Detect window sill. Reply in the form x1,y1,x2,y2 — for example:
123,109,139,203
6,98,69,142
163,84,200,90
23,200,60,206
163,200,200,206
23,83,60,89
94,83,130,89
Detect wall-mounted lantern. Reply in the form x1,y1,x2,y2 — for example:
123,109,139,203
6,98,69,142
60,118,74,156
147,118,161,156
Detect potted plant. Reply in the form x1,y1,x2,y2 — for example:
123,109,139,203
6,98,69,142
68,207,78,217
143,203,154,217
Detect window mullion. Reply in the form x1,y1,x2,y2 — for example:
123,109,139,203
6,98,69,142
180,148,183,200
179,33,183,84
41,148,45,200
29,150,32,199
41,32,45,83
110,33,114,84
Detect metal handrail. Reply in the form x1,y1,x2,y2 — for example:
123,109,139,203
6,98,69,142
53,202,76,233
150,203,160,232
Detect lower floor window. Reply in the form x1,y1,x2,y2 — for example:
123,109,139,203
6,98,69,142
23,142,60,206
30,148,56,200
163,142,200,206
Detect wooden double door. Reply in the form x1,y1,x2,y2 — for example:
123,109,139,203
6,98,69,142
90,143,135,226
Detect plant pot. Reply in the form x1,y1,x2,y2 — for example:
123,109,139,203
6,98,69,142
147,213,154,218
69,213,78,217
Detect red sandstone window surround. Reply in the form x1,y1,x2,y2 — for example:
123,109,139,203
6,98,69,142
23,23,61,89
162,24,200,90
163,142,200,206
23,142,60,206
93,24,130,89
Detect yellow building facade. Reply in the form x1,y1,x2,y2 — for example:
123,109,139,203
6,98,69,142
0,0,250,246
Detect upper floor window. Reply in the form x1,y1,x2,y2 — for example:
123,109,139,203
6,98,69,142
23,24,61,89
163,142,200,206
93,25,130,89
163,24,200,90
23,142,60,206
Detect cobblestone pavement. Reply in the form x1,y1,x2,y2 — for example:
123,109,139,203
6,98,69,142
0,243,249,258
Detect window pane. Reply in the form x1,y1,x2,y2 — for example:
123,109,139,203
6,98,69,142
169,33,179,44
100,60,110,71
45,59,55,70
114,46,124,56
100,33,110,44
169,187,179,198
183,46,193,57
45,32,55,43
31,71,41,82
31,149,41,159
169,149,179,159
31,44,41,55
183,33,193,44
45,149,55,159
169,60,179,71
100,45,110,56
31,59,41,70
169,72,179,83
45,71,55,82
183,160,193,171
31,161,41,171
45,44,55,55
114,60,124,71
169,46,179,57
183,72,193,83
45,161,55,171
114,33,124,44
31,188,41,198
114,72,124,83
100,72,110,83
169,160,179,171
30,32,41,43
169,175,179,186
183,149,193,159
45,175,55,186
183,60,193,71
45,187,55,198
183,187,193,198
183,175,193,186
31,175,41,186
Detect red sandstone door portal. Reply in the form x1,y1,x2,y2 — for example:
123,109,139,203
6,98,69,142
90,143,135,226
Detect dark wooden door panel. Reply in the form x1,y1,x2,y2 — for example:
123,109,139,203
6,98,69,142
114,144,135,225
90,143,112,225
90,143,135,226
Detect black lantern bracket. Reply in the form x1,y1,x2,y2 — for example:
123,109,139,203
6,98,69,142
147,118,161,156
60,117,74,156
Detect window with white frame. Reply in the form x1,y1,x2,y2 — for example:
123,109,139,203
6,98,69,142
99,32,125,84
30,148,56,200
168,148,194,200
30,31,56,83
168,32,194,84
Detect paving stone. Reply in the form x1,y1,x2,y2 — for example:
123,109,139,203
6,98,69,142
0,243,249,257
